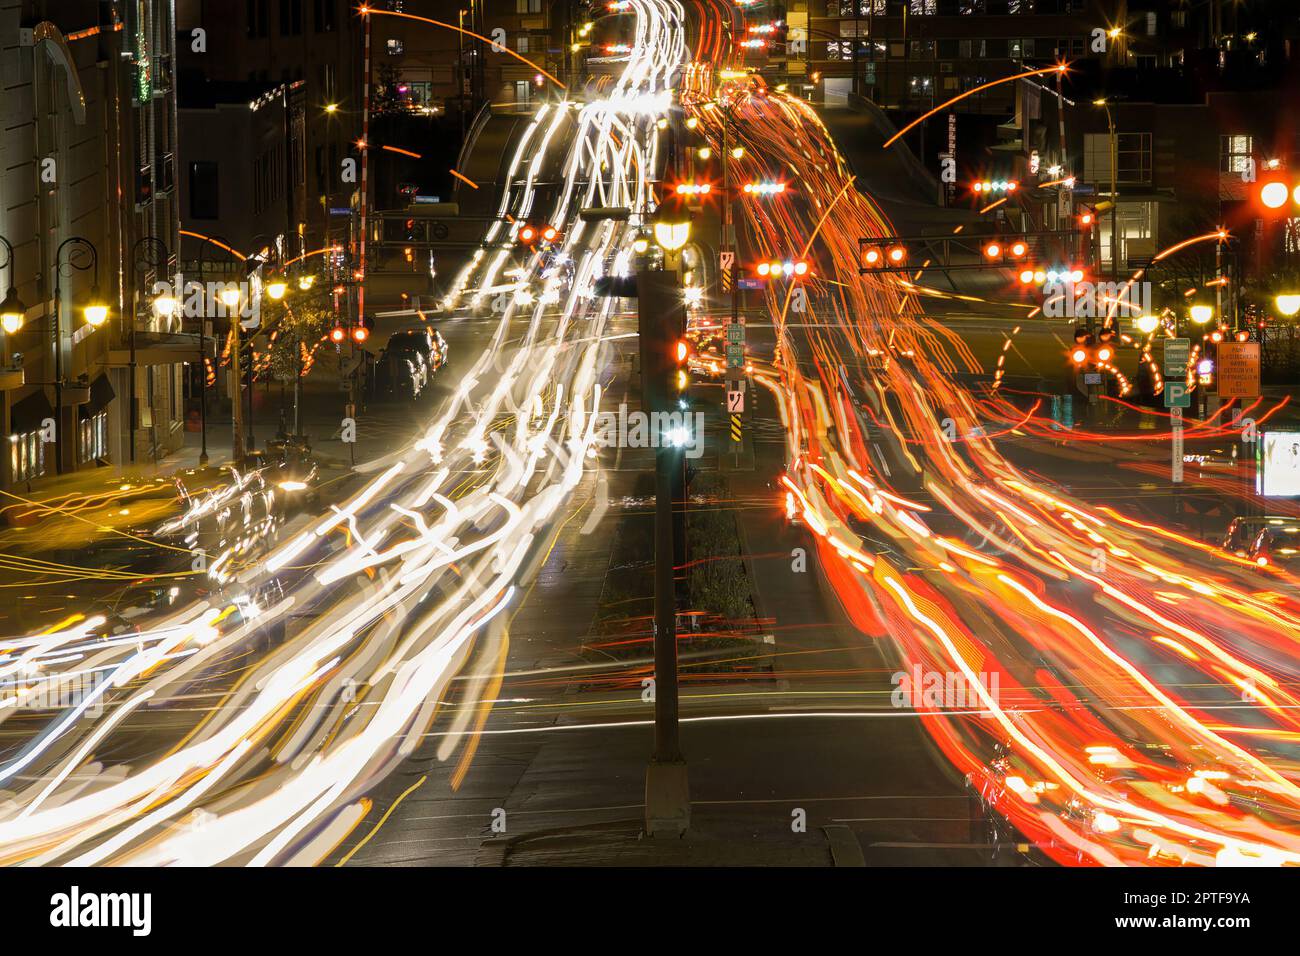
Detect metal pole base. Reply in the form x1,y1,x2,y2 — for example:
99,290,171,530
645,758,690,836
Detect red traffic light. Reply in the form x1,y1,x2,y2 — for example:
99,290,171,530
519,225,536,243
1009,241,1028,258
330,325,346,343
864,247,882,267
352,325,370,343
1070,347,1088,365
887,245,906,264
675,340,690,363
542,225,559,241
983,242,1002,260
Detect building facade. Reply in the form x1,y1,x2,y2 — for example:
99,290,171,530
0,0,185,490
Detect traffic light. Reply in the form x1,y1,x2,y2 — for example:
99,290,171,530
329,324,346,344
742,181,787,196
1256,176,1300,216
887,245,907,265
1078,207,1096,228
674,338,691,392
518,224,559,244
352,314,374,344
983,238,1029,262
1096,327,1115,364
756,259,809,279
972,180,1018,194
1070,327,1114,366
675,182,712,196
637,273,687,415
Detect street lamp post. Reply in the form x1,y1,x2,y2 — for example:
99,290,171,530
131,237,174,465
52,237,108,475
1094,99,1119,281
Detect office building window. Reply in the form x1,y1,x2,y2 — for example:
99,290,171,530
188,161,219,220
246,0,268,37
516,0,542,11
1085,132,1153,187
1220,135,1253,174
910,39,936,59
315,0,335,31
909,0,936,12
387,38,403,55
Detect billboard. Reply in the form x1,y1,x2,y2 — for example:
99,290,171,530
1260,431,1300,497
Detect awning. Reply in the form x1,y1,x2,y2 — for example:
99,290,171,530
105,331,215,368
80,373,115,418
9,390,54,434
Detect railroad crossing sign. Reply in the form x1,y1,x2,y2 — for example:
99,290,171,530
727,389,744,413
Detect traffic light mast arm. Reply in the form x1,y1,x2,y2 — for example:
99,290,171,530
857,230,1080,274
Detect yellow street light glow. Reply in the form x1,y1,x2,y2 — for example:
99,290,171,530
153,295,177,317
685,117,699,130
220,288,242,308
633,237,649,253
731,146,744,159
1189,304,1214,324
324,103,339,114
266,280,288,300
84,301,109,326
1,311,21,334
1276,294,1300,317
697,147,712,160
653,220,691,252
298,274,316,290
1136,314,1159,334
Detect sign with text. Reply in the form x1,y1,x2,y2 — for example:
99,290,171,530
1163,338,1190,377
1164,381,1191,408
1216,341,1260,397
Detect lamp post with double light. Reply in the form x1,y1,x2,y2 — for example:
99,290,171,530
52,238,109,474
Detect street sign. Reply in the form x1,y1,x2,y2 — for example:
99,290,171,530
727,389,744,413
1164,381,1191,408
719,250,734,275
1171,407,1184,483
738,278,762,290
1217,341,1261,397
726,324,744,344
726,344,744,368
1083,372,1102,385
1163,338,1190,377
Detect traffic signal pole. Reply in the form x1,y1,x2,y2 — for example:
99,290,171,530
639,268,690,836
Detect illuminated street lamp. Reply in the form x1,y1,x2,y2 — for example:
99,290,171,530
265,277,288,300
297,274,316,291
1276,294,1300,317
152,293,178,318
1189,304,1214,325
653,218,691,253
0,236,24,333
1136,314,1159,334
219,287,242,309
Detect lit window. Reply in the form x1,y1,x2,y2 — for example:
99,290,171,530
386,38,403,55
